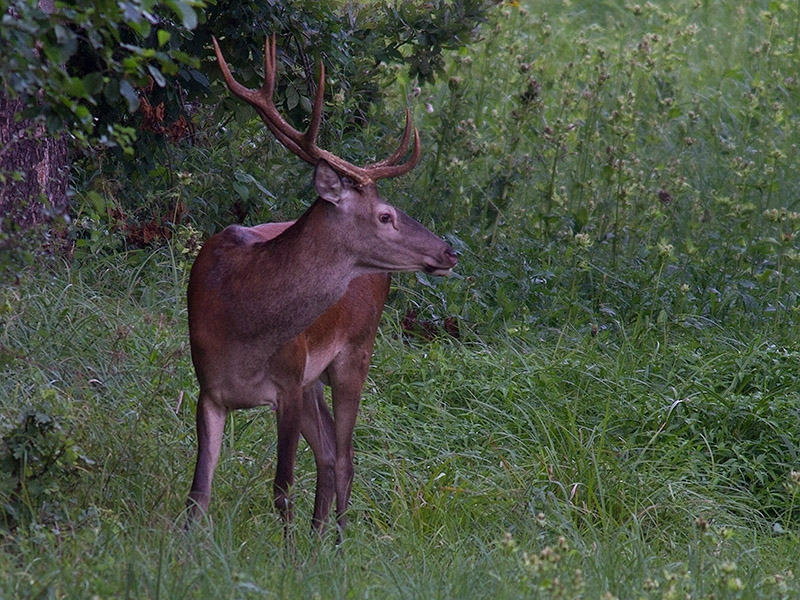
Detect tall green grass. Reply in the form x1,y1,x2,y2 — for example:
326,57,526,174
3,0,800,598
2,244,799,598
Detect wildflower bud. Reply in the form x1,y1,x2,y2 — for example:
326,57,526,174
574,233,592,248
727,577,744,591
448,76,463,91
501,532,515,551
721,560,737,574
657,239,674,257
790,470,800,489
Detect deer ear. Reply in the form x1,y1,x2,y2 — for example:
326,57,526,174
314,159,344,204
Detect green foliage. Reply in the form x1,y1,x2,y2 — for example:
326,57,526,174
4,0,800,598
1,0,492,166
200,0,492,96
390,0,800,346
0,0,208,152
0,394,91,529
16,0,495,239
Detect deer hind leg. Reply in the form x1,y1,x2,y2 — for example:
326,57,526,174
299,380,336,534
187,394,228,522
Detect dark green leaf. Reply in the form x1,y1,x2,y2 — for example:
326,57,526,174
82,72,104,96
119,79,140,112
147,64,166,87
157,29,171,47
166,0,198,30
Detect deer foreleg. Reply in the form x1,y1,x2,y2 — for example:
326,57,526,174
329,366,366,533
300,380,336,534
273,387,303,527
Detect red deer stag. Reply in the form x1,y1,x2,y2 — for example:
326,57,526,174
186,35,457,533
235,219,390,534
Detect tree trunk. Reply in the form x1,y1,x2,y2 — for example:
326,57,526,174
0,93,69,232
0,0,69,235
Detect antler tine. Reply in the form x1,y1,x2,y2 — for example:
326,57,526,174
304,62,325,148
364,128,422,180
213,36,265,110
367,108,414,169
213,35,318,165
262,35,276,98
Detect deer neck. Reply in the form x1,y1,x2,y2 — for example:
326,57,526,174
229,199,359,347
267,197,358,285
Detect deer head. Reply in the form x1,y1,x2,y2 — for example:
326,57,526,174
212,35,457,276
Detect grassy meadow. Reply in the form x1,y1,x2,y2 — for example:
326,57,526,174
3,0,800,597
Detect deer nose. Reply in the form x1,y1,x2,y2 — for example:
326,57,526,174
443,247,459,267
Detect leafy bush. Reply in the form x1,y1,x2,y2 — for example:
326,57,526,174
1,0,493,162
0,393,91,530
2,0,494,250
1,0,208,151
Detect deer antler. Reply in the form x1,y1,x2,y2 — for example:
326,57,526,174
212,35,421,185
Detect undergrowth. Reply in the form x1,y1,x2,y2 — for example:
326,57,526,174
3,0,800,598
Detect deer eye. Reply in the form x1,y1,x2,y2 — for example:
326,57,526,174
379,213,392,224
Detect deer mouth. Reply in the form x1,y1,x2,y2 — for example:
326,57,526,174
423,250,458,276
424,264,453,276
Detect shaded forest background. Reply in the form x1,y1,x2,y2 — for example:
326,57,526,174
1,0,492,272
4,1,800,598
